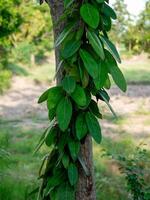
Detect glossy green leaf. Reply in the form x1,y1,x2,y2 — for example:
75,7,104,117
82,69,89,88
56,97,72,131
89,100,102,119
47,86,64,110
62,153,70,168
71,85,87,107
61,40,81,58
85,111,102,144
94,61,108,89
45,127,57,147
102,3,117,20
55,22,74,47
104,75,111,89
87,30,105,60
68,163,78,186
105,50,127,92
99,89,117,118
38,88,50,103
79,49,99,79
76,27,84,41
100,35,121,63
62,76,76,94
103,15,112,31
78,61,89,88
80,3,100,28
68,139,80,161
98,89,110,102
48,108,56,121
75,113,88,140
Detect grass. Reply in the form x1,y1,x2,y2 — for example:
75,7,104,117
0,126,44,200
0,116,149,200
121,57,150,84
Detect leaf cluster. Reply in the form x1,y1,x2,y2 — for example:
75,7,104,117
35,0,127,199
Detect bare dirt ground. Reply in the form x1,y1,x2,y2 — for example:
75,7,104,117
0,76,150,144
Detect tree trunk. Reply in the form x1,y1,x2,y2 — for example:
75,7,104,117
47,1,96,199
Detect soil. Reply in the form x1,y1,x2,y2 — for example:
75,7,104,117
0,76,150,143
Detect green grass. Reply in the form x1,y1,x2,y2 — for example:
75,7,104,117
0,122,148,200
121,58,150,84
0,126,44,200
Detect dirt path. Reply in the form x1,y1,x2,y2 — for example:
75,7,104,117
0,76,150,143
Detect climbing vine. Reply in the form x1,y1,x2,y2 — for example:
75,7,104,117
36,0,127,199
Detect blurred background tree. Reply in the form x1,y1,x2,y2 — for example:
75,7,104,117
110,0,131,44
0,0,53,92
0,0,149,92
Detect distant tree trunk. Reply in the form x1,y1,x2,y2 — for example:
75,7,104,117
46,1,96,199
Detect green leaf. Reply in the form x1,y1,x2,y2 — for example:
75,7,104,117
79,61,89,88
100,35,121,63
94,61,108,89
34,120,55,154
87,30,105,60
102,3,117,20
48,108,56,121
80,3,100,29
82,69,89,88
45,127,57,147
62,76,76,94
56,97,72,131
79,49,99,79
71,85,87,107
56,182,75,200
47,86,64,110
103,15,112,31
99,90,117,118
89,100,102,119
62,153,70,168
45,170,66,195
55,22,74,47
75,113,87,140
64,0,74,8
104,75,111,89
85,112,102,144
58,132,69,152
76,27,84,41
68,139,80,161
105,50,127,92
38,88,50,103
68,163,78,186
61,40,81,58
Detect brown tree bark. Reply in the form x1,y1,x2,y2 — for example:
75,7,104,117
46,1,96,199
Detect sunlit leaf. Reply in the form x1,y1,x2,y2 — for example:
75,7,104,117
80,3,100,28
56,97,72,131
